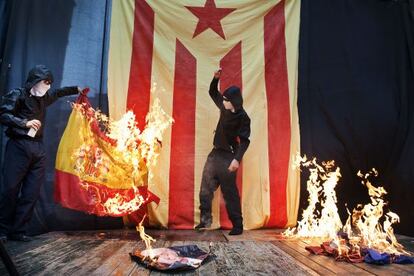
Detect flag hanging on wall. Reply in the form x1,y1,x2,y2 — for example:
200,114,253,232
108,0,301,229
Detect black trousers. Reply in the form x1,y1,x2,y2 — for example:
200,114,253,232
199,149,243,228
0,138,45,235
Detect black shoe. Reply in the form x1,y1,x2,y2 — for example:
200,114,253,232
0,235,7,243
195,222,211,231
9,234,33,242
229,227,243,235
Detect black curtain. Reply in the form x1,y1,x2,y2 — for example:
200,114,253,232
298,0,414,236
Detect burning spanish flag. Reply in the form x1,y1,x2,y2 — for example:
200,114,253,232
54,91,172,217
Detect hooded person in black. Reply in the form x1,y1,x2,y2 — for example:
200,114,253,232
0,65,81,242
195,69,251,235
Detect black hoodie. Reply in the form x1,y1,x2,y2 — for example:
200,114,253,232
0,65,79,140
209,77,251,161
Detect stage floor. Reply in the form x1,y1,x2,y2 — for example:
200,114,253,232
0,229,413,275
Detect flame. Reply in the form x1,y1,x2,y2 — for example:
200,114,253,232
136,215,156,260
344,169,409,255
71,98,173,216
285,155,411,257
284,154,342,239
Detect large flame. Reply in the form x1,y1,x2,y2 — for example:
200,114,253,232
284,154,342,239
343,169,409,255
72,98,173,216
285,155,411,257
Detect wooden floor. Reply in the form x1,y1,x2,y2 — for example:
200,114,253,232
0,229,413,275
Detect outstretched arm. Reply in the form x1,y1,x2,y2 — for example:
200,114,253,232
45,86,81,106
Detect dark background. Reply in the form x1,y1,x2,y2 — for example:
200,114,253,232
298,0,414,236
0,0,413,236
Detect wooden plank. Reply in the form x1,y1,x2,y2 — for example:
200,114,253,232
60,229,141,241
280,239,371,275
273,241,334,275
0,236,65,275
12,238,101,275
224,229,286,242
261,241,319,275
352,262,414,276
21,239,104,275
43,239,126,275
206,241,313,275
146,230,227,242
91,241,140,275
29,238,105,274
4,234,60,256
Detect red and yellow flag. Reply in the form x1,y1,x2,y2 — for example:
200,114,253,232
54,94,160,216
108,0,300,229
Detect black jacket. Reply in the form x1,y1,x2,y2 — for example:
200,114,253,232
209,77,251,161
0,65,79,140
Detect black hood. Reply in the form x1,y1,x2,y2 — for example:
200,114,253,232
25,65,54,90
223,86,243,111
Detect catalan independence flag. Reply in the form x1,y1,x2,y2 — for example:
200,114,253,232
108,0,300,229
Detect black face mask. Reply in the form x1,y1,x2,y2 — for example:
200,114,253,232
223,86,243,110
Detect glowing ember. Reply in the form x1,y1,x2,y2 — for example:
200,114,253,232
72,98,173,216
285,155,412,258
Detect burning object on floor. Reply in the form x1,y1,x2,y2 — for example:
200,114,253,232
284,155,413,264
132,220,214,271
130,244,213,271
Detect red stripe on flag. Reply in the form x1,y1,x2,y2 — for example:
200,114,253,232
54,170,159,217
168,40,196,229
219,41,243,229
127,0,154,129
264,1,290,228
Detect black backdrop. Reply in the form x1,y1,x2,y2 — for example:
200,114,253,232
0,0,413,236
298,0,414,236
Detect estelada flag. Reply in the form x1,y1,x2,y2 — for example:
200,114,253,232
108,0,301,229
54,92,160,216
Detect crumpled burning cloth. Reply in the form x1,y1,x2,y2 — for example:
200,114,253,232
306,243,414,265
305,242,364,263
364,249,414,265
130,245,214,271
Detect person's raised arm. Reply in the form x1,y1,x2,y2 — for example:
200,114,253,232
209,68,223,109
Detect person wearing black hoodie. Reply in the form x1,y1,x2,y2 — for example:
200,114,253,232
0,65,81,242
195,69,251,235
